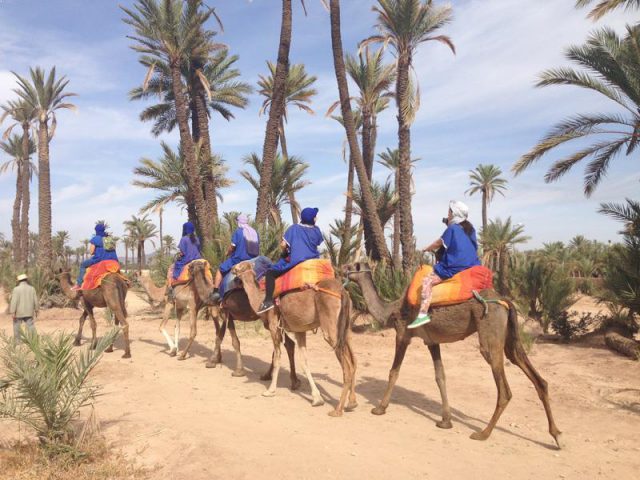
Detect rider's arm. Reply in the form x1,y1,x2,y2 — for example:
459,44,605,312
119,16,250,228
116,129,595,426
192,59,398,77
422,238,443,253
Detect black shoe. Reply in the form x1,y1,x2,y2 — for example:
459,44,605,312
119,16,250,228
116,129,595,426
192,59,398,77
256,300,274,314
209,291,221,305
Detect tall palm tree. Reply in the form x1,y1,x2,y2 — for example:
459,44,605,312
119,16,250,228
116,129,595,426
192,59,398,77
12,67,77,271
1,99,37,268
163,234,176,255
241,152,310,226
378,147,418,268
122,0,219,242
466,164,508,233
258,61,317,223
352,180,398,232
481,217,530,293
513,26,640,197
123,215,158,272
53,230,70,267
576,0,640,20
0,134,36,266
328,0,391,263
362,0,454,273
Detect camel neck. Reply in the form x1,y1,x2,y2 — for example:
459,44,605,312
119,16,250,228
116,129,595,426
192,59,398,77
191,267,213,301
238,271,263,312
59,274,79,300
354,272,400,327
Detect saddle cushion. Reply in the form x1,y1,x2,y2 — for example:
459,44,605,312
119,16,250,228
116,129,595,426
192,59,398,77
406,264,494,308
261,259,335,298
81,260,122,290
169,258,213,287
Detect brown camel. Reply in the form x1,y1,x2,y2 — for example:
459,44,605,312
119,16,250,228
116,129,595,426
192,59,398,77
58,270,131,358
232,261,357,416
189,262,299,389
344,262,562,447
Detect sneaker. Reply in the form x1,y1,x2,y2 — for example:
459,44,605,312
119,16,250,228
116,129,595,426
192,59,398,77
256,300,275,314
408,312,431,329
209,291,221,305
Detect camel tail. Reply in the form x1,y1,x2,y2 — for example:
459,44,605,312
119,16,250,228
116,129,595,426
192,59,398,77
335,290,352,356
116,277,128,319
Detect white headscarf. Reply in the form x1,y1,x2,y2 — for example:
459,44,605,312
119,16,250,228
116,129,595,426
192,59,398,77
449,200,469,225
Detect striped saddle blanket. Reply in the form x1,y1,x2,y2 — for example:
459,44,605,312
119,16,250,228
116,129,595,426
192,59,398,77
81,260,124,290
168,259,213,287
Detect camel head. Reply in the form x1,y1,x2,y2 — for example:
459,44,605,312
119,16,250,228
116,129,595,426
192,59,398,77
343,262,373,283
231,261,255,281
55,268,72,284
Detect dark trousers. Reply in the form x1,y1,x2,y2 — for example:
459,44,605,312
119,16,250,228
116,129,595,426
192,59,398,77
13,317,35,343
264,269,287,301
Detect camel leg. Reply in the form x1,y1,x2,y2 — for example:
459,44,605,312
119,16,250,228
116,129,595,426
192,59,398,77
263,314,282,397
160,302,177,355
428,344,452,429
345,342,358,412
260,351,274,381
470,345,512,441
284,334,300,390
295,332,324,407
172,307,182,357
87,310,98,350
206,314,226,368
372,334,410,416
178,303,198,360
74,310,87,346
329,340,356,417
228,319,246,377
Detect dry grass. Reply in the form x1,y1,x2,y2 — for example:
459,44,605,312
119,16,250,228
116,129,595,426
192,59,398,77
0,438,154,480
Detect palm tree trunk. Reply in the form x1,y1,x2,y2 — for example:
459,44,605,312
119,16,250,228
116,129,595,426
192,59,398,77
339,156,355,264
361,107,378,260
482,188,488,233
37,120,53,271
278,122,299,224
11,161,22,265
329,0,391,263
393,170,401,269
396,52,415,273
19,126,30,268
137,242,142,273
256,0,292,226
170,63,210,245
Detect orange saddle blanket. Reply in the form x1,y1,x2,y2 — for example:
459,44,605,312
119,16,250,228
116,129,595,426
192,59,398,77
406,264,494,308
81,260,123,290
259,259,335,298
168,259,213,287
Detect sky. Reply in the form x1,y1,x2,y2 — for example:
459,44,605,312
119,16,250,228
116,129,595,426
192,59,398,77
0,0,638,253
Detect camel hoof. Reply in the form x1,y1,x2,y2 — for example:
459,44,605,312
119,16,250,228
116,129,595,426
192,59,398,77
436,420,453,429
311,397,325,407
122,352,131,359
345,402,358,412
328,410,343,417
177,354,187,361
105,346,114,353
260,373,272,382
262,390,276,398
290,377,301,391
231,369,246,377
205,361,218,369
371,406,387,416
553,433,564,450
169,349,177,357
470,431,489,441
73,339,81,347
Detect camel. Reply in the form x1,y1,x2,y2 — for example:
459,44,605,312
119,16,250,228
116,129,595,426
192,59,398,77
189,261,299,389
232,261,357,416
57,270,131,358
344,262,562,447
134,271,165,308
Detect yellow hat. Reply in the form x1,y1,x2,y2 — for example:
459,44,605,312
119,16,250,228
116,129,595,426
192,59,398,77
16,273,28,282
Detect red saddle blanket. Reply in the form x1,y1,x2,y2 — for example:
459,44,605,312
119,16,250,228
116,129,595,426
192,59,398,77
168,259,213,287
81,260,123,290
259,259,335,298
406,265,494,308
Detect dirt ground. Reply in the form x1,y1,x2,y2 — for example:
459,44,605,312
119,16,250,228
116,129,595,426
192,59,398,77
1,289,639,480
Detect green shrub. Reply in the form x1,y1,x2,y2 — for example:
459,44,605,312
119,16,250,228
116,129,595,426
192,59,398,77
551,311,598,342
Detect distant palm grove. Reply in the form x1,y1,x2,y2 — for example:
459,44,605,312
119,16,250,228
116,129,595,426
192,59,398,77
0,0,638,358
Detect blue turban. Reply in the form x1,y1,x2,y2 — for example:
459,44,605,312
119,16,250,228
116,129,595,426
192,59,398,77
182,221,196,236
300,207,319,225
95,223,106,236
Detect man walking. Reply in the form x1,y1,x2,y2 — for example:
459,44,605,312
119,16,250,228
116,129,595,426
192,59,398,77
9,273,38,342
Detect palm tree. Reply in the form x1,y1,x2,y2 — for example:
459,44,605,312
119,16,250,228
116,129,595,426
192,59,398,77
12,67,77,271
465,164,508,233
481,217,531,293
241,152,310,226
53,230,70,267
576,0,640,20
1,99,37,268
123,215,158,272
352,180,398,232
163,235,176,255
362,0,455,273
378,148,418,268
328,0,392,263
258,62,317,223
122,0,219,243
513,26,640,197
0,134,36,265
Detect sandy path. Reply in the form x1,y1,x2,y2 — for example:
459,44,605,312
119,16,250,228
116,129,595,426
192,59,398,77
1,291,639,480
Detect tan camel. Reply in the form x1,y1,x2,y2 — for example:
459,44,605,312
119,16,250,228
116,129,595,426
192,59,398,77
58,270,131,358
134,271,165,308
344,262,562,447
232,261,357,416
189,262,299,389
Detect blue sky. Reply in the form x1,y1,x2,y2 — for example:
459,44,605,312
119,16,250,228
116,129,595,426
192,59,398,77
0,0,637,252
